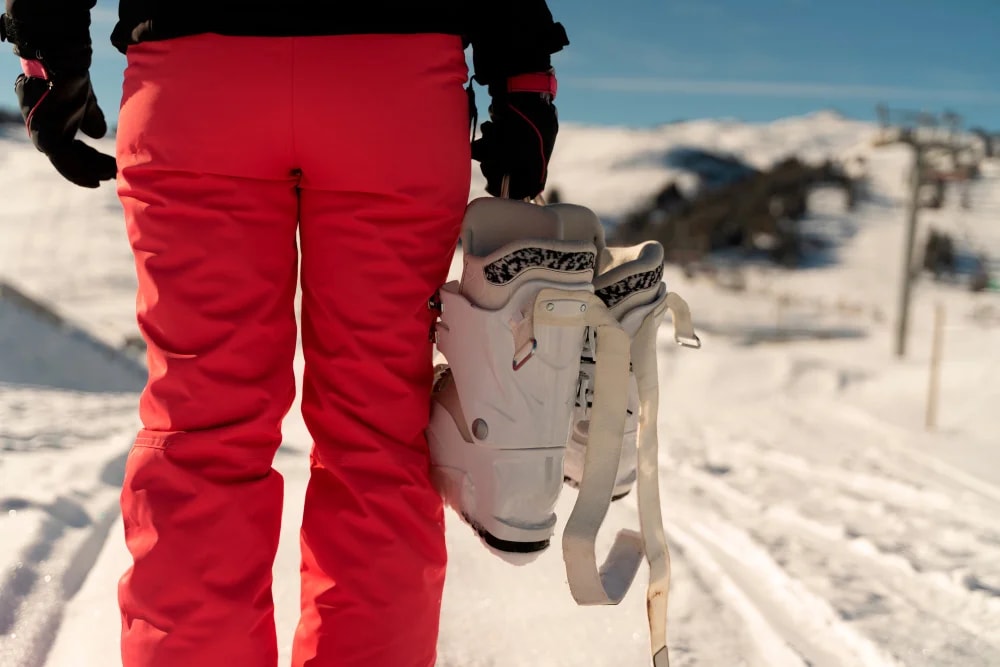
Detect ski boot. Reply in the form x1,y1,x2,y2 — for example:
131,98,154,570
427,197,604,555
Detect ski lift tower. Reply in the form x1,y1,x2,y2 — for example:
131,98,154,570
874,105,968,358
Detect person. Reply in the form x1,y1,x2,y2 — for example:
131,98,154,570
1,2,568,665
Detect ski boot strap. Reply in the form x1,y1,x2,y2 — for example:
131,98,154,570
560,289,698,667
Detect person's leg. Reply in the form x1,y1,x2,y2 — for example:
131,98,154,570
115,35,299,667
290,34,471,667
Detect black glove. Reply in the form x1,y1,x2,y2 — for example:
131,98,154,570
15,68,116,187
472,87,558,200
2,12,116,188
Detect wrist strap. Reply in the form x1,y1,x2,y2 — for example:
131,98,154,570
507,71,558,99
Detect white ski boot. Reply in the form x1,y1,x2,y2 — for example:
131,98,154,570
427,197,604,554
564,240,670,500
429,197,701,667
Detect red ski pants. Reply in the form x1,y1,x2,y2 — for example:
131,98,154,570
115,34,470,667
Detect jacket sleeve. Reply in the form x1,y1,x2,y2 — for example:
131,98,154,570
468,1,569,85
2,0,95,69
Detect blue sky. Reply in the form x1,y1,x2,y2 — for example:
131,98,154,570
2,0,998,130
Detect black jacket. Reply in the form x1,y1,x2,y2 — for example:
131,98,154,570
1,0,568,83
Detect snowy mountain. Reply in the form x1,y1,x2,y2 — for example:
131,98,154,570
2,113,1000,667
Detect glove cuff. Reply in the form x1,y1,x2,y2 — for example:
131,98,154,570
487,69,558,104
505,70,557,100
20,56,49,78
1,13,92,73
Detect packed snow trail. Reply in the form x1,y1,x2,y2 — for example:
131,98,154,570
0,291,144,667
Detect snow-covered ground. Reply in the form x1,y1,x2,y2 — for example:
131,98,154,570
1,113,999,667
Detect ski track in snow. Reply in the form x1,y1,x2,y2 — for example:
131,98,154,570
659,369,1000,667
0,228,144,667
0,395,137,667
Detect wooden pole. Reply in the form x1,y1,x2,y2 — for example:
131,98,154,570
895,145,922,358
926,303,945,430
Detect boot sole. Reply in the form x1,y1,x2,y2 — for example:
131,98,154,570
461,512,551,554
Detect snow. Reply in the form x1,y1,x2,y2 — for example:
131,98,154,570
2,113,999,667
